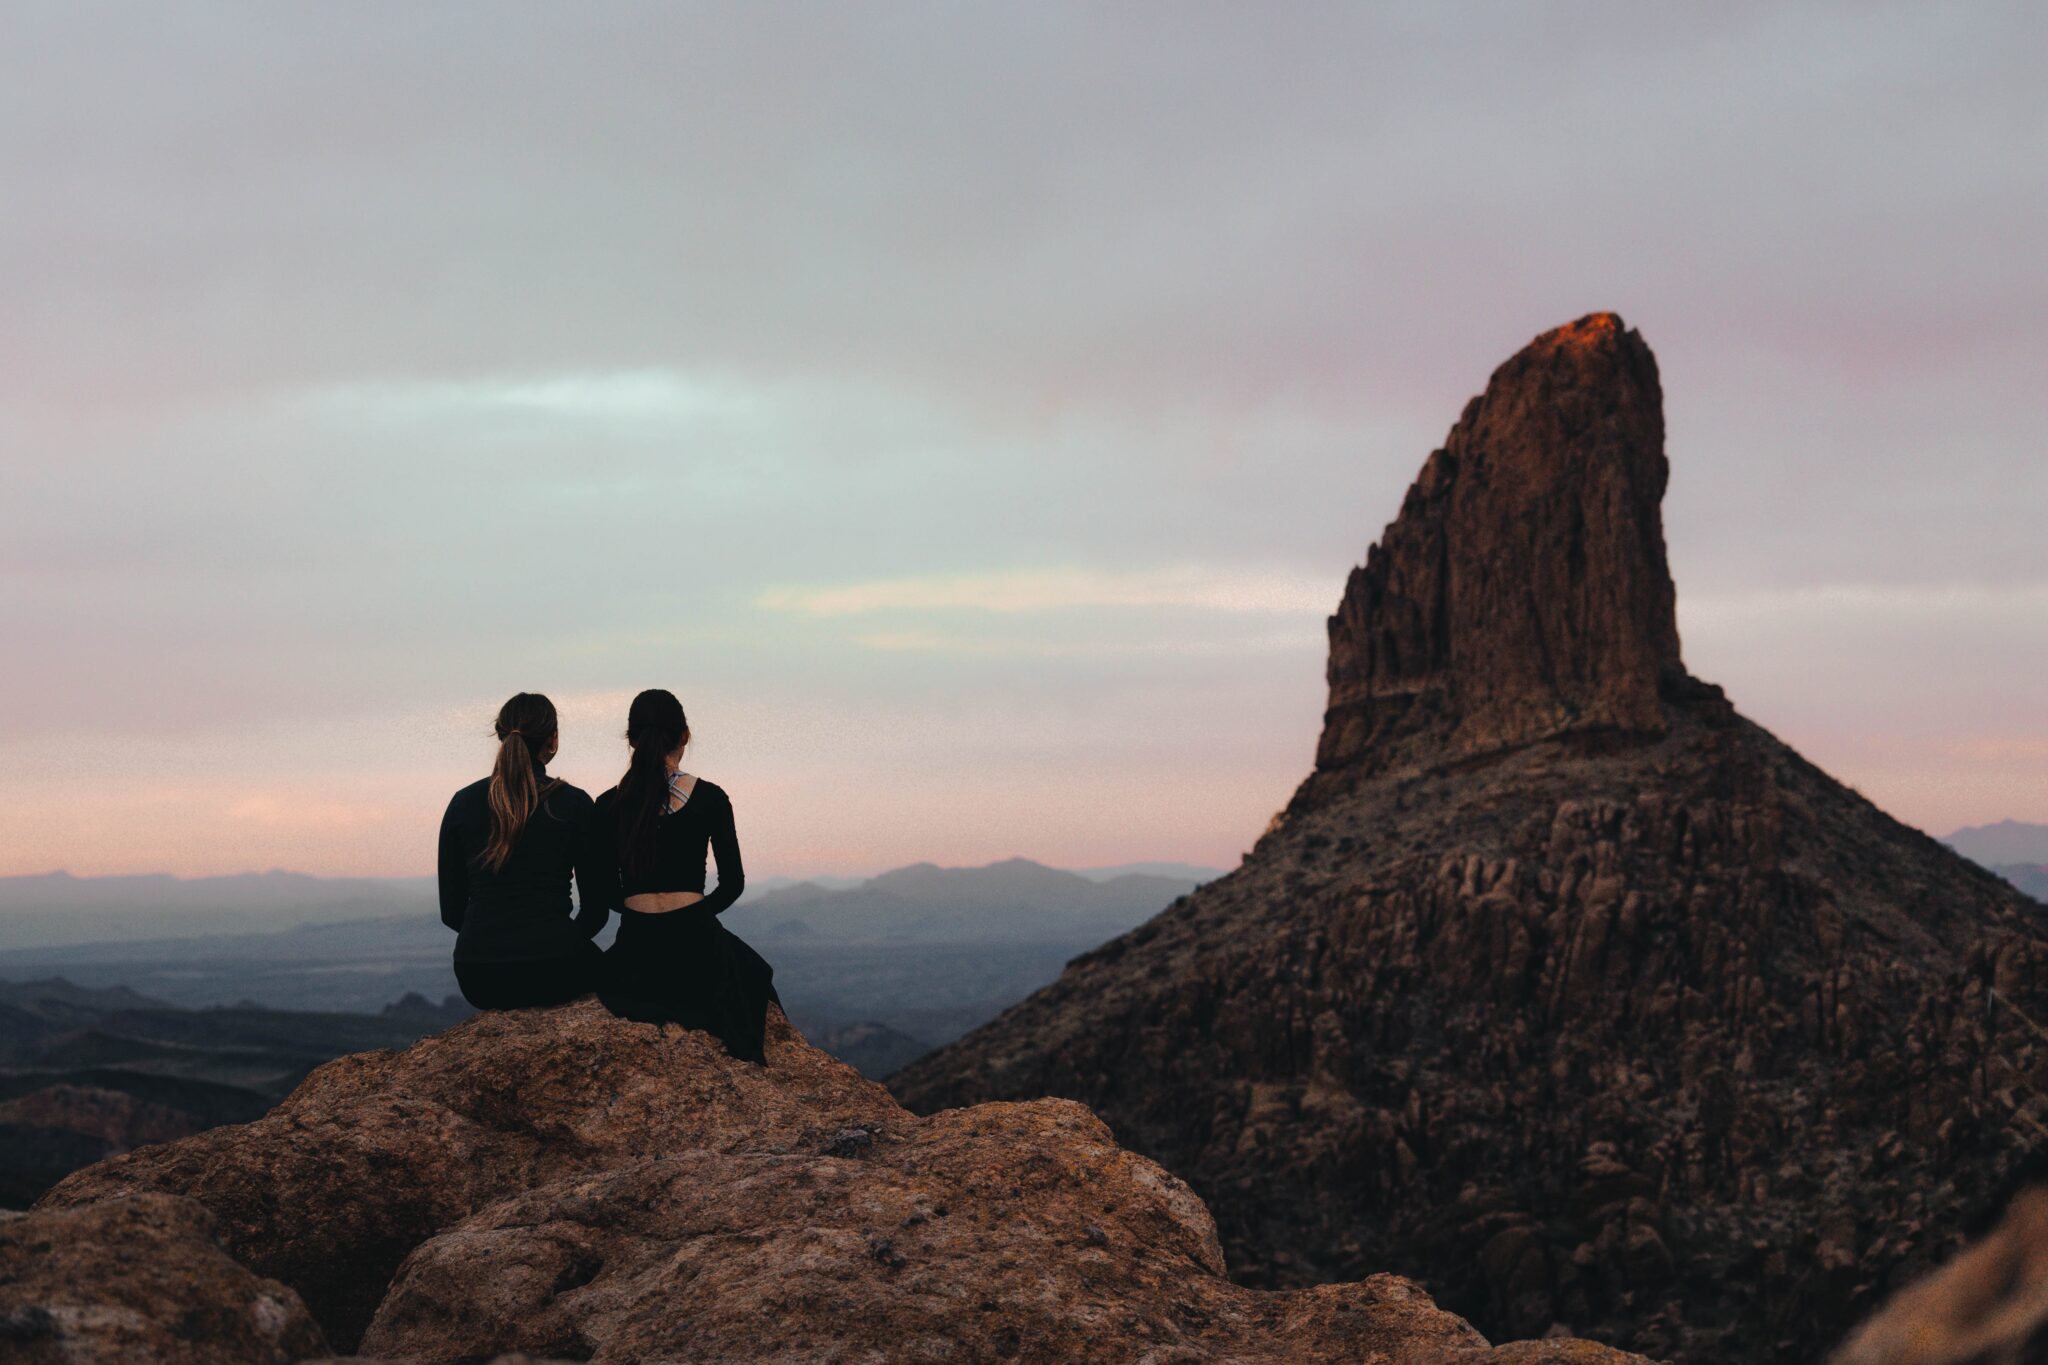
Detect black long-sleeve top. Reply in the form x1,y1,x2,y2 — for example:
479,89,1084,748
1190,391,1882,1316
590,776,746,920
437,769,612,962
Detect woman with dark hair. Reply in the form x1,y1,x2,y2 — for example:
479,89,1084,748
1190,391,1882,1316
590,688,779,1064
437,692,609,1009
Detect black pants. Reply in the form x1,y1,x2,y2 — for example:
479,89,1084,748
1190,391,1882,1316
454,941,604,1010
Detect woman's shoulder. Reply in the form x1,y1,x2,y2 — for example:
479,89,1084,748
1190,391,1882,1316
690,776,731,805
446,776,491,811
537,779,594,821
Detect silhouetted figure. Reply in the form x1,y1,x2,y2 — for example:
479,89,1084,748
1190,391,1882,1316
438,692,608,1008
591,688,778,1064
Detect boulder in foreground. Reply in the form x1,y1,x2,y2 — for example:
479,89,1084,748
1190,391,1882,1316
40,1001,895,1349
38,1001,1645,1363
0,1191,328,1364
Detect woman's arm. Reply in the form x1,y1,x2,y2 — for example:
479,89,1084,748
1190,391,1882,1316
572,793,617,939
697,788,746,918
436,796,468,933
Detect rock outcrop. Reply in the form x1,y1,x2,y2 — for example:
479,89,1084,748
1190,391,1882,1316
1314,313,1680,787
0,1191,329,1363
893,314,2048,1362
38,1003,892,1349
30,1001,1643,1363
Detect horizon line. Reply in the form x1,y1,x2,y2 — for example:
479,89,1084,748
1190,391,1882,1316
0,854,1238,886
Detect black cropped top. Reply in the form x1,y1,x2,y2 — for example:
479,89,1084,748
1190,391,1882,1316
591,776,746,916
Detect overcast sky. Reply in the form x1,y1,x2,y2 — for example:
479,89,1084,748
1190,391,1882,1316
2,1,2043,880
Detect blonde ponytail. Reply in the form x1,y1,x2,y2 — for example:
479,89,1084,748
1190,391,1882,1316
480,692,561,872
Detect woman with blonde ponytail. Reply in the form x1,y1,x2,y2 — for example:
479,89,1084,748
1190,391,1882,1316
437,692,611,1009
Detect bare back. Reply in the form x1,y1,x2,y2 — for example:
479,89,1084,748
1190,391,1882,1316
621,771,707,914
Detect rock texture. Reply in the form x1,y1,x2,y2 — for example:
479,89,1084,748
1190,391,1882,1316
893,314,2048,1362
39,1003,892,1350
0,1084,211,1151
36,1001,1640,1363
1314,313,1680,787
367,1097,1520,1364
0,1191,329,1363
1830,1182,2048,1364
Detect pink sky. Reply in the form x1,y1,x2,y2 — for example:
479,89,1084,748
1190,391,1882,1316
3,4,2043,880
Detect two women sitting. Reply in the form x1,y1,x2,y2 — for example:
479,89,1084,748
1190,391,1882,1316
435,688,778,1065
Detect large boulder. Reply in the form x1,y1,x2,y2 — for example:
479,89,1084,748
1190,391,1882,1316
39,1001,1644,1362
363,1098,1504,1363
38,1003,896,1349
0,1191,328,1363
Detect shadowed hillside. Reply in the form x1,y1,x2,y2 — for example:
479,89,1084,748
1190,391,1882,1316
0,976,468,1207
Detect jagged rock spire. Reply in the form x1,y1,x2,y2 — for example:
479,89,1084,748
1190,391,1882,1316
1314,313,1682,780
896,312,2048,1361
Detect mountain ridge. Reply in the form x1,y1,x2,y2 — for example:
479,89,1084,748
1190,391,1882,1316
0,857,1224,952
893,315,2048,1362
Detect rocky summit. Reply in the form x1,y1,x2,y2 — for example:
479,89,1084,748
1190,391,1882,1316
1313,313,1680,789
893,314,2048,1362
12,1000,1639,1364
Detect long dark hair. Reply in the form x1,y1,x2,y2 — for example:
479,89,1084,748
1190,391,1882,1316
618,688,689,878
481,692,562,873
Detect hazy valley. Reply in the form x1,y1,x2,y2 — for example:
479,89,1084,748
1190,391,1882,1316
0,857,1216,1207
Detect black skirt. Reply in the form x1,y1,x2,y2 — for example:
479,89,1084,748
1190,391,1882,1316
598,909,780,1064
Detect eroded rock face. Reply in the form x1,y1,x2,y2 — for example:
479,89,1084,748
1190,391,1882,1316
893,316,2048,1362
1313,314,1681,789
0,1192,328,1364
37,1001,1641,1362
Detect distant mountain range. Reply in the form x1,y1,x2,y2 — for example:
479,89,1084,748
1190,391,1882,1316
0,859,1224,951
0,855,1220,1093
0,854,1218,1204
0,871,438,949
1943,820,2048,866
726,857,1214,944
1940,822,2048,903
1070,861,1228,883
1994,865,2048,900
